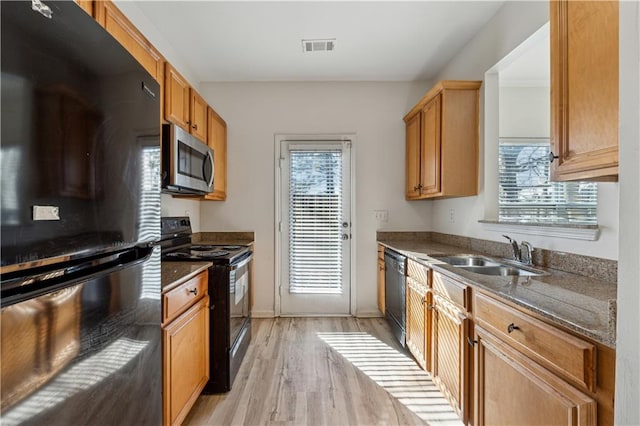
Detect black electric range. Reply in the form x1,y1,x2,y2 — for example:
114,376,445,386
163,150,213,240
160,217,251,264
160,217,252,393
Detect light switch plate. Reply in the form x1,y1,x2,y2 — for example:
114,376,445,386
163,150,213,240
33,205,60,221
374,210,389,222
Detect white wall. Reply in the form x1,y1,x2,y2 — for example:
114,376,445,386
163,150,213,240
615,2,640,424
499,86,550,138
430,1,618,260
198,81,433,316
115,1,203,230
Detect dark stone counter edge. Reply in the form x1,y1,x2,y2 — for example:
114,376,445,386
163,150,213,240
161,262,212,293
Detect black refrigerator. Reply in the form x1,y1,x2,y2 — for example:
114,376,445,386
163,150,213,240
1,2,162,425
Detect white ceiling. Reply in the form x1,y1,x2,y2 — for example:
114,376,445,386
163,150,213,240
127,1,505,83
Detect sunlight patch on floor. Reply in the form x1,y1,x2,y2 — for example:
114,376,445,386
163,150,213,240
317,332,462,425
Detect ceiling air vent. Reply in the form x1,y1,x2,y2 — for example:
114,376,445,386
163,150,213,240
302,39,335,53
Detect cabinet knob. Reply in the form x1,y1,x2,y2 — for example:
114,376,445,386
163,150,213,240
507,323,520,333
427,304,434,311
192,124,198,130
189,288,198,296
548,151,559,163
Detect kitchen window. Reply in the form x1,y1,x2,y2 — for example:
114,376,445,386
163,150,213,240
498,138,597,224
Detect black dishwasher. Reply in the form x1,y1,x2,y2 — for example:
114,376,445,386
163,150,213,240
384,248,407,346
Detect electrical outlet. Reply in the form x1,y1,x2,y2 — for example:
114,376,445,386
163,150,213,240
374,210,389,222
184,210,190,218
449,208,455,224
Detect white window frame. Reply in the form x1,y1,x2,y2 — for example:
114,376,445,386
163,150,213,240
274,134,357,316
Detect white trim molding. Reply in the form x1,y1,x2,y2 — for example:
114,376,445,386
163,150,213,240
479,220,600,241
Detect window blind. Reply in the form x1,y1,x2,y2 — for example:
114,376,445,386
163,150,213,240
289,149,343,294
498,139,597,224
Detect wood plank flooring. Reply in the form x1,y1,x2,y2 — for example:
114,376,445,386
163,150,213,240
184,318,461,426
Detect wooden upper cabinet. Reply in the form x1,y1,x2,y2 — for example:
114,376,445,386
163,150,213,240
404,81,481,200
420,95,442,196
74,0,93,15
164,63,209,143
405,112,422,199
203,107,227,200
94,1,164,83
550,0,619,181
164,63,191,131
190,90,208,142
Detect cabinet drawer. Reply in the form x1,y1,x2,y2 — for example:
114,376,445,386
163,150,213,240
432,271,470,311
407,259,429,285
474,292,595,391
163,271,208,324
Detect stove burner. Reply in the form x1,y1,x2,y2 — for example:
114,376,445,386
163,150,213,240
191,245,217,251
221,245,243,250
165,252,193,258
197,251,229,258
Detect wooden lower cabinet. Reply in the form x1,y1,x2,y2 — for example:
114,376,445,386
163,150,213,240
377,245,385,315
163,296,209,426
474,325,596,425
162,271,210,426
406,276,428,370
432,294,470,423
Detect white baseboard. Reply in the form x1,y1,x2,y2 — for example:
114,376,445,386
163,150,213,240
355,310,384,318
251,310,276,318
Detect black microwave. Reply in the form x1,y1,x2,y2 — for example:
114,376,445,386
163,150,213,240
161,124,214,195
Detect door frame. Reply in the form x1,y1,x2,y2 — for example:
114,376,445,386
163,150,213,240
274,133,357,317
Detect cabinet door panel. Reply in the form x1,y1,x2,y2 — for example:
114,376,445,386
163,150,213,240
432,295,469,422
190,90,207,142
164,63,190,131
406,277,427,370
551,0,618,181
377,258,385,315
475,326,596,426
203,107,227,200
163,297,209,426
405,112,422,199
420,95,441,195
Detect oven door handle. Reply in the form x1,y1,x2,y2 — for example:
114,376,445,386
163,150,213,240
229,253,253,270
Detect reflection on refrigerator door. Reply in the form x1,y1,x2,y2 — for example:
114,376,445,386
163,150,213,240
0,250,161,426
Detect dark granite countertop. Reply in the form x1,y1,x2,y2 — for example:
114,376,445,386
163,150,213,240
379,239,617,348
161,262,212,292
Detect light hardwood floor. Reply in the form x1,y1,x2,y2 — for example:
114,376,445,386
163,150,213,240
184,317,461,426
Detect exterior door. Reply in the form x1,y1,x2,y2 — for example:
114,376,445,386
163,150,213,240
279,140,352,315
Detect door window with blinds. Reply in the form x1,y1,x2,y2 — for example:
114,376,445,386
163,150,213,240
498,138,597,224
279,140,351,315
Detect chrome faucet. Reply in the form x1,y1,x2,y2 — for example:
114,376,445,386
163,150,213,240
520,241,534,265
502,235,521,262
502,235,535,265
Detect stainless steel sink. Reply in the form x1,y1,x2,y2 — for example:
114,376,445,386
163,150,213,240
430,255,501,267
432,254,545,276
456,265,544,276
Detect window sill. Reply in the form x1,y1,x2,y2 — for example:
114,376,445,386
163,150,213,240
478,220,600,241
